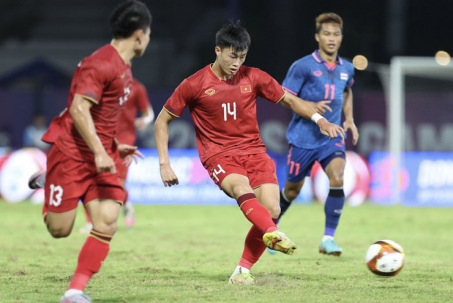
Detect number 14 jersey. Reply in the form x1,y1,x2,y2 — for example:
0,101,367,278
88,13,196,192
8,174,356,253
164,65,285,165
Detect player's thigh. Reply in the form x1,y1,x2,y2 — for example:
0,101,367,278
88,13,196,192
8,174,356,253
46,209,77,238
85,199,122,235
318,138,346,186
243,153,279,189
286,145,316,184
324,157,346,186
253,183,280,217
221,173,253,199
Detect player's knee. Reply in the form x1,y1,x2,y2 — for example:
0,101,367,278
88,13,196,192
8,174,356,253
329,173,344,187
268,204,281,218
95,221,118,236
48,226,71,238
231,184,251,199
285,188,300,201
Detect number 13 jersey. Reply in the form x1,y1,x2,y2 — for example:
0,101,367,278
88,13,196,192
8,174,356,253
52,44,133,162
164,65,285,165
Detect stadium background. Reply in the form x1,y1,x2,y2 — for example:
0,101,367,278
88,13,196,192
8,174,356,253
0,0,452,206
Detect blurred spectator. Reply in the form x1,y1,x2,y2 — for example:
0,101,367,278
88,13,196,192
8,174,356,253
23,113,49,150
0,130,10,147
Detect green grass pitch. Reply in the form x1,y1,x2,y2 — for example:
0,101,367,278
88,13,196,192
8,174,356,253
1,201,453,303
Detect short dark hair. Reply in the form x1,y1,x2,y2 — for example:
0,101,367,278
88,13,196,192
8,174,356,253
316,13,343,33
109,0,152,39
215,20,251,52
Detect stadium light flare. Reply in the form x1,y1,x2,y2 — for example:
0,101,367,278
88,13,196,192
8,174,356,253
435,51,450,66
352,55,368,70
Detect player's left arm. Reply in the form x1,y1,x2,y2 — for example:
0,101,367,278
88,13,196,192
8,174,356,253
342,87,359,145
281,92,344,140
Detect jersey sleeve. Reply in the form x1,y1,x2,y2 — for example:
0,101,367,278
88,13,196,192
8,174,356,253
133,80,151,111
74,58,113,104
346,66,355,88
164,79,194,117
282,61,307,96
254,69,285,104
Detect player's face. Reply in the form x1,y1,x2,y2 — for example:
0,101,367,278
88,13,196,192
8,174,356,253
315,23,343,56
134,26,151,57
215,46,248,76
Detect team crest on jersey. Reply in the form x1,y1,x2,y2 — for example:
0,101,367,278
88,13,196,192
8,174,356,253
240,85,252,93
205,89,216,96
340,72,348,81
313,71,322,77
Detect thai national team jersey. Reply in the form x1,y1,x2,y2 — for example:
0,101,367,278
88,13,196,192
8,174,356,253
47,44,133,162
164,65,285,164
116,79,151,146
283,50,354,149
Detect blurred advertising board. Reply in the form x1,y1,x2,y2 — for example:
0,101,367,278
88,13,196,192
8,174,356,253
126,149,369,206
369,152,453,206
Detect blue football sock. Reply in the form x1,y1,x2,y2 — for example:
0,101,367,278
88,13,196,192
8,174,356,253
324,187,345,237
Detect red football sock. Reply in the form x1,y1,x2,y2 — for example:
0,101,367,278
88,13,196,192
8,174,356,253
83,207,92,224
42,203,47,223
237,193,277,234
123,189,128,205
68,229,111,291
239,225,266,269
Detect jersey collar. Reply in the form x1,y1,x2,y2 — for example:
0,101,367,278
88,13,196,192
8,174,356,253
312,49,343,65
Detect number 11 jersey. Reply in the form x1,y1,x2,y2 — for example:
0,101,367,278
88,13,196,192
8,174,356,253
164,64,285,165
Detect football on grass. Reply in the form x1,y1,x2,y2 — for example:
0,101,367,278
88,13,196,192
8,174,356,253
366,240,405,276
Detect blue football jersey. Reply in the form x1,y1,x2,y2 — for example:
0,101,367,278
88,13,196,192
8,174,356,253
282,50,354,149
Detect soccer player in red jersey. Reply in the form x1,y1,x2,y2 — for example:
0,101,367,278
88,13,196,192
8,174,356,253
34,2,152,302
154,21,345,284
80,78,154,231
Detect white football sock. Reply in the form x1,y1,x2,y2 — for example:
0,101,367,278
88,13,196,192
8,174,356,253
231,265,250,277
322,235,334,242
64,289,83,297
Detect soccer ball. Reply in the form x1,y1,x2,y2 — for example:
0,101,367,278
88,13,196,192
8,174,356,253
365,240,405,276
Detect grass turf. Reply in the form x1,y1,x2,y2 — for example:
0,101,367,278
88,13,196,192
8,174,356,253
1,201,452,302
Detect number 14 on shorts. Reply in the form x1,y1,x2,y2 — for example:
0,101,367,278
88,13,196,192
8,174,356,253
212,164,225,182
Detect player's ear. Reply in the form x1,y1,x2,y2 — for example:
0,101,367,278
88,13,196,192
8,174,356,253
315,33,320,43
135,29,144,43
215,46,221,56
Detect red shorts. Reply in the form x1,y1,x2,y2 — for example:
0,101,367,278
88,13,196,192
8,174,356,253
205,153,279,190
45,145,124,213
115,157,129,182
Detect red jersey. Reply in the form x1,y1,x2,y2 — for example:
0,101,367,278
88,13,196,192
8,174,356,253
116,79,151,145
44,44,133,162
164,65,285,164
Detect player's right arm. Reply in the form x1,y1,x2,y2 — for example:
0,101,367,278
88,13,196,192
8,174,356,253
70,95,116,174
155,79,193,187
154,109,179,187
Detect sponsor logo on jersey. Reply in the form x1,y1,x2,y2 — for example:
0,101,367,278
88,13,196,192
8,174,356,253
340,72,348,80
246,208,253,215
313,71,323,77
240,85,252,93
205,89,216,96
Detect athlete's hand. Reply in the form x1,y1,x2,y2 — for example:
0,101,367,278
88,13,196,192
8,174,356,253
134,117,148,131
160,163,179,187
318,118,345,141
343,119,359,145
95,151,116,174
312,100,332,115
118,144,144,166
